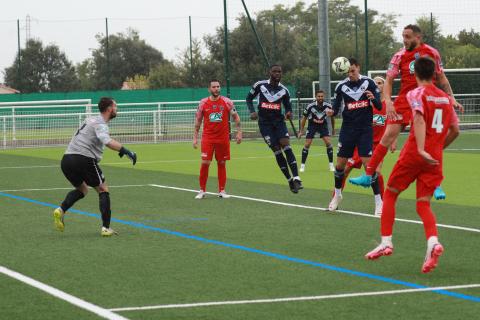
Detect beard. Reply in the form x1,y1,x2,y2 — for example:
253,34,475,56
109,111,117,120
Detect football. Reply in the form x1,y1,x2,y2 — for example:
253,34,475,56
332,57,351,75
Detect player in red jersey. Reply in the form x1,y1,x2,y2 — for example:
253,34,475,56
193,80,242,199
365,57,460,273
343,76,389,215
349,24,463,192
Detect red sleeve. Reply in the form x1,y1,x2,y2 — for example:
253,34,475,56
407,87,425,116
386,49,403,79
222,97,234,112
196,99,207,121
428,45,444,74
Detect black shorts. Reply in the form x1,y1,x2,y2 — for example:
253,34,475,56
61,154,105,188
258,120,289,148
306,123,330,139
337,127,373,159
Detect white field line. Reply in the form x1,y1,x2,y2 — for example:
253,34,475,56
149,184,480,234
0,266,129,320
109,283,480,311
0,184,149,193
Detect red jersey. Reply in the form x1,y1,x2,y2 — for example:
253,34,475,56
372,101,387,144
398,84,458,167
196,96,234,143
387,43,443,112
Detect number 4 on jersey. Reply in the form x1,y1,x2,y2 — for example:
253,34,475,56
431,109,443,133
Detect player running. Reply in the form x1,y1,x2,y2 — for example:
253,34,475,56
246,64,302,193
327,58,383,211
298,90,335,173
193,80,242,199
365,57,459,273
342,76,388,215
53,97,137,236
349,24,463,194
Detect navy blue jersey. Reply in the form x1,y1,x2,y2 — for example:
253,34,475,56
246,80,292,122
332,75,382,128
303,101,332,125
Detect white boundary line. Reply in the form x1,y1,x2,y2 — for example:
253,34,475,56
0,184,149,193
109,283,480,311
149,184,480,233
0,266,129,320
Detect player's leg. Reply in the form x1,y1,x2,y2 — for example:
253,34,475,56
300,137,313,172
54,155,89,232
349,123,403,186
215,142,230,198
417,174,444,273
197,140,214,199
343,148,362,190
365,163,416,259
320,123,335,172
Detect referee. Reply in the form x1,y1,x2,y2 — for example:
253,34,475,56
53,97,137,236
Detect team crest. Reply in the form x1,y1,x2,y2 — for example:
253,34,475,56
209,112,223,122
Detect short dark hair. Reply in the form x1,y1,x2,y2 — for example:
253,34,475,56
269,64,282,70
315,90,325,95
209,79,221,87
404,24,422,35
348,57,360,66
98,97,115,113
414,57,435,81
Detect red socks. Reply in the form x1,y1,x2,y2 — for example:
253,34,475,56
366,144,388,176
416,201,438,239
199,163,209,191
217,162,226,192
381,189,399,236
378,174,384,198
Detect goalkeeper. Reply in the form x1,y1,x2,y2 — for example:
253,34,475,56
53,97,137,237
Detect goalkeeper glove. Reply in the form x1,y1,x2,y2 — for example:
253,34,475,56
119,147,137,165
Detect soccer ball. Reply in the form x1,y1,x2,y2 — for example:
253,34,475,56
332,57,351,75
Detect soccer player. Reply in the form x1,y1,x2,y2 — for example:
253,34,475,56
53,97,137,236
193,79,242,199
349,24,463,190
327,58,383,211
365,57,459,273
298,90,335,172
342,76,388,215
246,64,302,193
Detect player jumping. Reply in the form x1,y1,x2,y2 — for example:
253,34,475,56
327,58,383,211
247,64,302,193
349,24,463,198
298,90,335,173
365,57,459,273
193,80,242,199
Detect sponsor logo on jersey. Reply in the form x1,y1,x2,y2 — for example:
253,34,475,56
209,112,223,122
426,96,450,104
260,102,281,110
372,114,386,126
347,100,369,110
409,60,415,74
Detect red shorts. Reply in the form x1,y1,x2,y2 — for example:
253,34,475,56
346,142,381,169
201,140,230,161
387,160,443,198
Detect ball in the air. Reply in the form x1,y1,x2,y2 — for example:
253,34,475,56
332,57,351,75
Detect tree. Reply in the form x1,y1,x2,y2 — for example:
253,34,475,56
148,61,185,88
88,28,166,90
4,39,79,93
416,15,442,47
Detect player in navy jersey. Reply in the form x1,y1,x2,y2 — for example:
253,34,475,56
327,58,383,211
298,90,334,172
246,64,302,193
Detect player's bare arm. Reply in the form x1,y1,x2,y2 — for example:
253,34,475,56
384,75,398,120
193,114,203,149
444,121,460,149
231,110,242,144
106,140,137,165
413,113,439,165
298,116,307,138
435,72,465,112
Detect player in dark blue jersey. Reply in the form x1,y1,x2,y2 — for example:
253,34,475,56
246,64,302,193
327,58,383,211
298,90,334,172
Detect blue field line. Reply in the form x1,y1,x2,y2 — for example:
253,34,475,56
1,191,479,303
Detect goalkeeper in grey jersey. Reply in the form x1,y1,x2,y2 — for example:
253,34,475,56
53,97,137,237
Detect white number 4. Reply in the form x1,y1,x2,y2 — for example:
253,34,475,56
432,109,443,133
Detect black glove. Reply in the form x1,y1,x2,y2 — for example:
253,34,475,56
119,147,137,165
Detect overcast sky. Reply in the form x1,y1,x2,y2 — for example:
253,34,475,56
1,0,478,83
